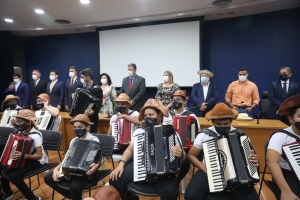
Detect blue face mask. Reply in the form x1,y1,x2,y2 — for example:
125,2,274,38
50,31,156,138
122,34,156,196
201,76,209,83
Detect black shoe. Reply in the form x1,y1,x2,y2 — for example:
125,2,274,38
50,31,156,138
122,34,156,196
0,191,14,200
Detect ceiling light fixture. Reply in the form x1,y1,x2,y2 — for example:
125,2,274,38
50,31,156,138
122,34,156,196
134,18,140,22
177,13,184,16
80,0,90,4
4,18,13,23
35,9,44,14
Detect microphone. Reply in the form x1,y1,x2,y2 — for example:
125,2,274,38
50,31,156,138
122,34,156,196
256,107,278,124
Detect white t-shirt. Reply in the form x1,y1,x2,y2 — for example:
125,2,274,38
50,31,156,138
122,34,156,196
69,132,99,148
109,110,139,125
28,127,47,165
163,109,201,130
37,106,61,131
268,126,300,170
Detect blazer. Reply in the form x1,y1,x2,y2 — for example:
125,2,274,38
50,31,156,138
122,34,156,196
120,74,146,111
30,79,47,109
65,76,83,108
267,80,300,119
4,81,30,107
46,80,65,107
190,82,219,117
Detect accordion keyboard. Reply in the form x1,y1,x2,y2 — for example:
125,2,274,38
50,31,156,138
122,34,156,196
283,143,300,181
133,133,147,182
240,136,259,179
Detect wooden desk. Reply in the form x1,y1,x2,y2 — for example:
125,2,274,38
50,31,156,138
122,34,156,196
198,117,288,171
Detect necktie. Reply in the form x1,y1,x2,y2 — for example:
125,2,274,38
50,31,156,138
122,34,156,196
283,82,287,99
50,82,54,93
70,78,74,88
129,78,133,90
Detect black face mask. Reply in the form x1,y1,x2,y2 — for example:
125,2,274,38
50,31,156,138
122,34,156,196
74,128,87,137
173,100,182,110
8,104,17,110
215,126,231,135
144,117,157,126
294,122,300,131
15,123,28,132
36,103,44,109
116,106,126,114
279,74,288,81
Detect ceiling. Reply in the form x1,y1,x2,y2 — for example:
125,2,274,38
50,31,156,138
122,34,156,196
0,0,299,36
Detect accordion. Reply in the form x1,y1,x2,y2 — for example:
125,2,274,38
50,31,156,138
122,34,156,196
35,110,54,130
202,130,259,193
0,133,33,169
282,141,300,182
69,88,101,117
133,125,179,182
0,110,18,128
112,118,138,150
173,115,198,149
61,138,102,180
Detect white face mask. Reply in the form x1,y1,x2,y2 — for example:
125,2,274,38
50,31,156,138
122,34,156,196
69,72,75,78
32,75,37,80
101,79,107,84
80,78,86,84
239,75,247,82
49,75,55,81
128,70,133,77
201,76,209,83
13,79,20,84
163,76,169,82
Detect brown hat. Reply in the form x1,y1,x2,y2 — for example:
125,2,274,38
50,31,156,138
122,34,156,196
36,93,50,102
205,102,238,121
70,114,94,125
115,93,131,106
139,99,169,121
1,95,20,110
171,90,188,100
278,94,300,116
91,185,120,200
198,69,214,78
15,109,39,130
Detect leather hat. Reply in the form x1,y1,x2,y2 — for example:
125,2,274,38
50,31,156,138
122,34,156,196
171,90,188,100
114,93,131,106
91,185,120,200
139,99,169,121
205,102,238,121
14,109,39,130
278,94,300,116
36,93,50,102
70,114,94,125
1,95,20,110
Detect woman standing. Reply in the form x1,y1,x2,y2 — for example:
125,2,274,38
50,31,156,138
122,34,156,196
155,71,180,109
99,73,117,114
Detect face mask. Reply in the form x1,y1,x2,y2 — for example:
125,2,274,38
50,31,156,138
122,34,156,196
215,126,231,135
49,75,55,81
173,100,182,110
279,74,288,81
80,78,86,84
101,79,107,84
74,128,87,137
294,122,300,131
239,76,247,82
144,117,157,126
13,79,20,84
36,103,44,109
201,76,209,83
128,70,133,77
116,106,126,114
8,104,17,110
163,76,169,82
32,75,37,80
15,123,28,132
69,72,75,78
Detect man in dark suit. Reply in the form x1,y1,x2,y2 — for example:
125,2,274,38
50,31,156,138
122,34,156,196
120,63,146,111
30,70,47,110
267,67,300,124
65,66,83,111
4,73,30,108
46,70,65,111
190,69,219,117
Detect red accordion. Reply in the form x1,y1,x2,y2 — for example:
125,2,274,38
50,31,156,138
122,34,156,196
0,133,33,169
173,116,198,149
112,119,138,150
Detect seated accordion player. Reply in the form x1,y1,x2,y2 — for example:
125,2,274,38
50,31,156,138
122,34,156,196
173,115,198,149
202,129,259,193
0,110,18,128
60,138,102,180
133,124,179,182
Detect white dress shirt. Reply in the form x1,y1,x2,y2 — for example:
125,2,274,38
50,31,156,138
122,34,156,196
202,82,210,101
281,79,289,93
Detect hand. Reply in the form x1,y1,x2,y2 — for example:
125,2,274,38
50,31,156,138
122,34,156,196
109,164,124,181
71,93,75,99
281,191,300,200
83,198,95,200
232,106,238,110
65,105,69,111
200,104,207,111
9,84,15,90
22,105,27,109
276,110,279,115
12,151,21,160
131,101,135,106
57,105,61,111
52,168,61,182
44,100,49,108
245,107,253,112
117,114,128,120
85,109,94,116
86,163,99,176
249,150,259,167
171,145,182,158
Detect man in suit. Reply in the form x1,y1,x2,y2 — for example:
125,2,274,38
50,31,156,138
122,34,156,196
120,63,146,111
190,69,219,117
65,66,83,111
31,70,47,110
267,66,300,125
4,73,30,108
46,70,65,111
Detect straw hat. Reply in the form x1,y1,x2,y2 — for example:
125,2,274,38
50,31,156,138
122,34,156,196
138,99,169,121
205,102,238,121
70,114,94,125
36,93,50,102
198,69,214,78
114,93,131,107
171,90,188,100
14,109,39,130
278,94,300,116
236,113,253,121
1,95,20,110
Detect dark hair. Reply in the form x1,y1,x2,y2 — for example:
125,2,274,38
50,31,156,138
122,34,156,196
99,73,112,86
128,63,137,70
69,66,78,71
80,68,93,79
12,73,21,78
50,70,59,75
32,70,41,74
290,106,300,117
238,67,248,73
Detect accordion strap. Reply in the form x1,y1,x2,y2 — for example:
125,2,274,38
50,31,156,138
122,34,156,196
201,128,218,137
269,129,300,141
27,132,43,155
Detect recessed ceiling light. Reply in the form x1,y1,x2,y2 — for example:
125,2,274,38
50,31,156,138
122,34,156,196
36,27,43,30
80,0,90,4
177,13,184,16
134,18,140,22
4,18,13,23
35,9,44,14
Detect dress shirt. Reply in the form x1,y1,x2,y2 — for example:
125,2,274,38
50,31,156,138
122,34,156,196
15,81,21,91
202,82,210,101
281,79,289,93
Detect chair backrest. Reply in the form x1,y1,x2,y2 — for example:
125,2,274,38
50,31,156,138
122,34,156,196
260,91,271,118
91,133,115,157
0,127,16,146
40,130,62,151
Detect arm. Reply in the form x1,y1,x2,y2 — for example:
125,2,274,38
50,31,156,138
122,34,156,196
4,84,15,95
117,114,140,125
107,125,112,135
205,84,219,107
131,78,146,104
225,83,233,107
44,101,60,117
187,146,206,173
13,146,43,161
251,85,260,106
268,82,282,108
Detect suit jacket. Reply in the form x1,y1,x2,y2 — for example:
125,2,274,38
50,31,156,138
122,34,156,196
4,81,30,107
267,80,300,119
190,82,219,117
46,80,65,107
30,79,47,109
120,75,146,111
65,77,83,108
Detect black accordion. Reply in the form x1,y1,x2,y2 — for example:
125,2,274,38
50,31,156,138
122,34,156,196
202,130,259,193
133,125,179,182
62,138,102,180
69,88,101,117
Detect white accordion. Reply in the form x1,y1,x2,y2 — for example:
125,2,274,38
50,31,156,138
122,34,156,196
35,110,54,130
0,110,18,127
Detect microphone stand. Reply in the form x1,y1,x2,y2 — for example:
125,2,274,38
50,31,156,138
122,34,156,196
256,107,278,124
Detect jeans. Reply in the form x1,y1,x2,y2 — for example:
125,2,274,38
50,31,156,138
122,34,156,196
237,106,253,117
